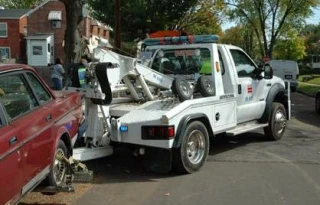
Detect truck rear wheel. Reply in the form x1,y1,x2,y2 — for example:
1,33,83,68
316,95,320,114
264,103,287,141
173,121,209,173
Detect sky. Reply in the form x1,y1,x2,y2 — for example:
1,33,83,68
221,6,320,31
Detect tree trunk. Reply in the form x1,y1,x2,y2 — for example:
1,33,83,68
59,0,84,75
114,0,121,49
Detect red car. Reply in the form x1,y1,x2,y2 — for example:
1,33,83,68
0,64,83,205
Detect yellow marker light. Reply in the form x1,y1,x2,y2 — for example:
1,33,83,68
216,62,220,72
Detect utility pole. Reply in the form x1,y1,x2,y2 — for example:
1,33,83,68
115,0,121,49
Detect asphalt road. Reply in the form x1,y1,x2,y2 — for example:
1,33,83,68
22,92,320,205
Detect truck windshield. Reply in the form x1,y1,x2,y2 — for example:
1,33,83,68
149,48,211,75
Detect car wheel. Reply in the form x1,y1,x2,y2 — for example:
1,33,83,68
197,75,215,97
291,86,296,92
264,103,287,140
173,121,209,173
172,77,193,102
48,140,69,187
316,95,320,114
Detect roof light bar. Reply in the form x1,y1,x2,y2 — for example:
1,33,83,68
142,35,219,46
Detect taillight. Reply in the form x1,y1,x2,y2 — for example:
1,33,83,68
142,126,175,140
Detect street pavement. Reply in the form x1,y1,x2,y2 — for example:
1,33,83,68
22,92,320,205
72,92,320,205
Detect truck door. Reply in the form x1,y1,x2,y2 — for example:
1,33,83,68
228,49,269,123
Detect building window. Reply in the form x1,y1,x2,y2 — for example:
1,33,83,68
0,47,10,60
0,23,7,37
51,20,61,28
33,46,42,55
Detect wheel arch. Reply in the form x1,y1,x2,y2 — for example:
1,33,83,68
173,113,213,149
60,133,73,156
260,83,288,122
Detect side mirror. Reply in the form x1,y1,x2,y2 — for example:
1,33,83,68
264,63,273,79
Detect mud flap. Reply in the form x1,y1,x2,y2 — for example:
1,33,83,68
142,147,172,174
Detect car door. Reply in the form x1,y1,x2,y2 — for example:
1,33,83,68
0,77,23,205
19,71,55,195
0,71,54,196
229,49,270,123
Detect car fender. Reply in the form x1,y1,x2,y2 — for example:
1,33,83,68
49,125,72,162
173,113,212,148
259,83,286,123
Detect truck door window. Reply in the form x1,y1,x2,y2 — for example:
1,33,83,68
26,73,52,104
0,74,39,119
151,48,211,75
230,49,256,77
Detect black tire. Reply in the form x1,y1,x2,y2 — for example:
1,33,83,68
173,121,209,173
47,140,69,187
291,86,296,92
264,103,287,141
316,94,320,114
197,75,215,97
171,77,193,102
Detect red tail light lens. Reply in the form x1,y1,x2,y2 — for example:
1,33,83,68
142,125,175,140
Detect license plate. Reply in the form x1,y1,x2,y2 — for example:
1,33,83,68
285,75,292,79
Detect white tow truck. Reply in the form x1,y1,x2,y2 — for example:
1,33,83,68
67,35,291,173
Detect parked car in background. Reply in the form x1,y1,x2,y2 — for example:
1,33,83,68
267,60,299,91
316,90,320,114
0,64,84,205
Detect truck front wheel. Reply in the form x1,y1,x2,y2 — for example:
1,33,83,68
264,103,287,141
173,121,209,173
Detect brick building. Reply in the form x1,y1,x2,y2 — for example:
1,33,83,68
26,0,112,66
0,9,30,63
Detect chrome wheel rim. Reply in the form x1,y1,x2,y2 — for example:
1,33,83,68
204,79,213,93
179,81,190,96
186,130,205,165
53,148,67,185
274,109,287,134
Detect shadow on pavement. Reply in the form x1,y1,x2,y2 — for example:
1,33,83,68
82,132,270,185
291,92,320,128
209,132,268,156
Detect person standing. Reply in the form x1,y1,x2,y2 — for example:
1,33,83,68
71,56,89,88
51,57,65,90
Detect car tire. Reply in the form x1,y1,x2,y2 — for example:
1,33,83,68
264,103,287,141
173,121,209,173
47,140,69,187
291,86,296,92
316,94,320,114
197,75,215,97
172,77,193,102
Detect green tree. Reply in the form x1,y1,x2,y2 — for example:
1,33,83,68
221,25,260,60
87,0,198,40
273,29,306,60
0,0,41,8
176,0,223,35
225,0,320,59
